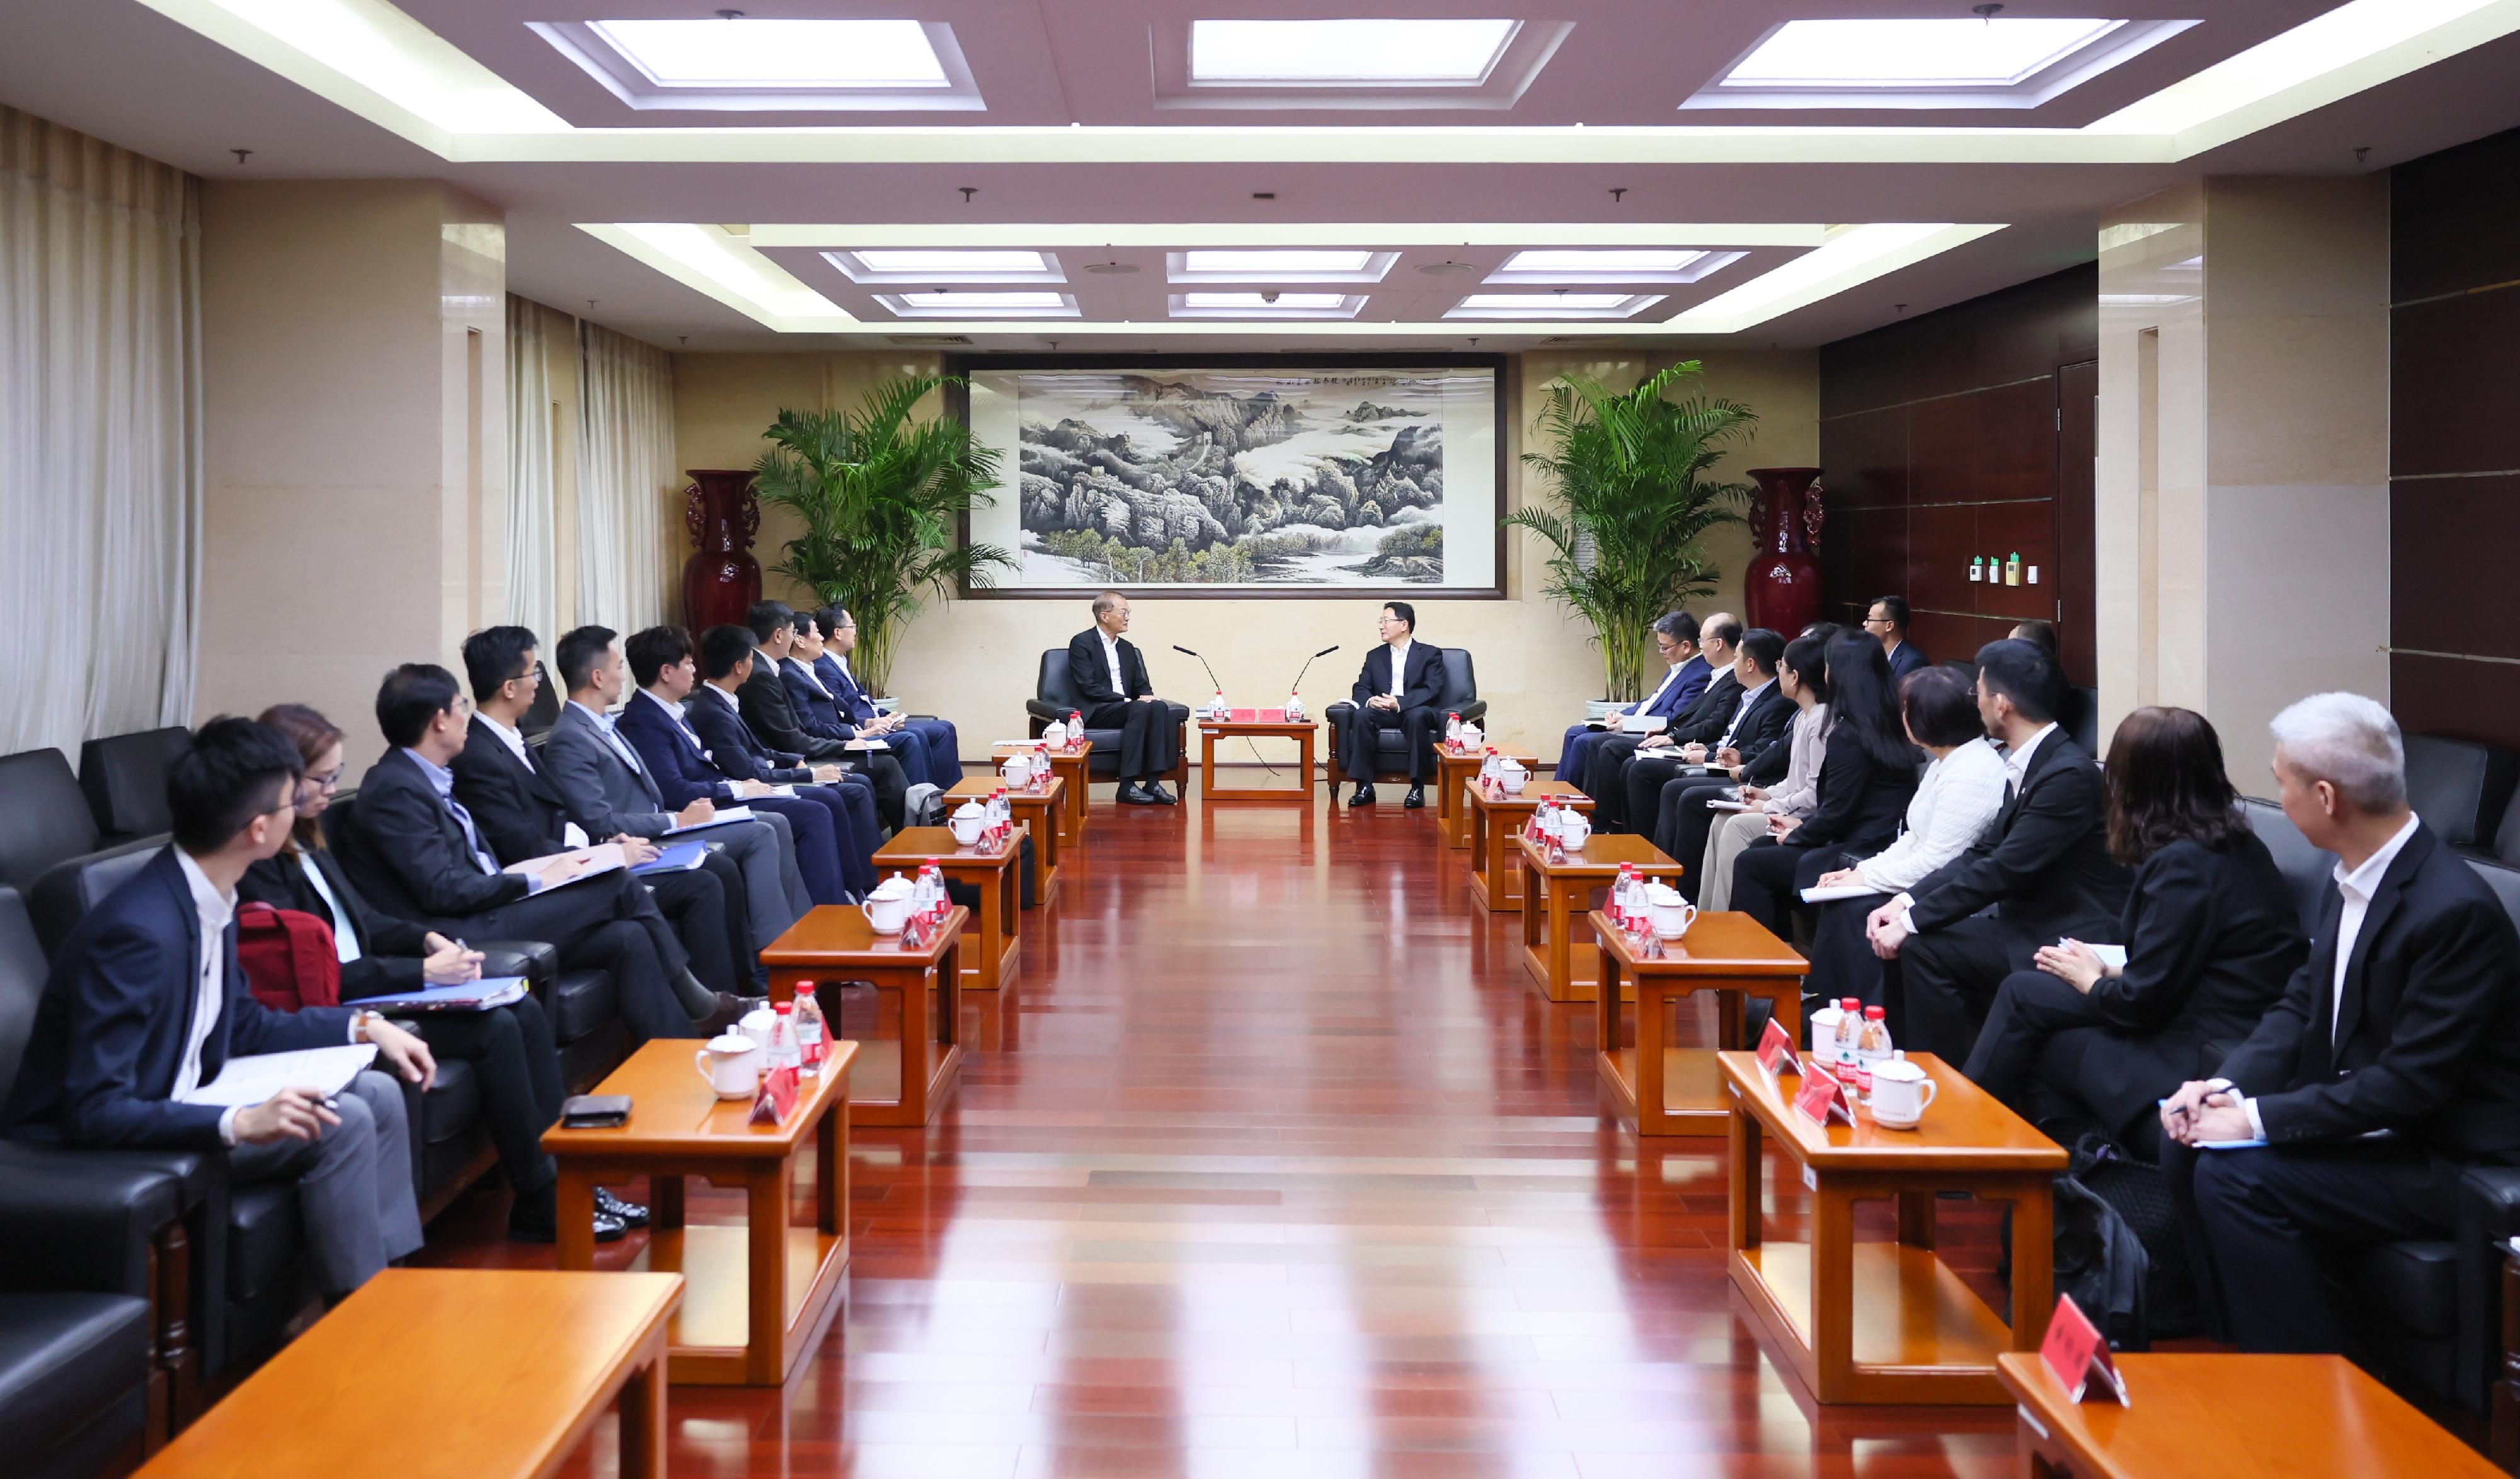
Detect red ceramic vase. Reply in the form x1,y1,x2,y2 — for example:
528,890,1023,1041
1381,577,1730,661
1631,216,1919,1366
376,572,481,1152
681,469,762,636
1743,466,1826,638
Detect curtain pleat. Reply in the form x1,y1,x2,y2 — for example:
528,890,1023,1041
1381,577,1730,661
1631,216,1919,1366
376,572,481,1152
0,104,202,760
505,294,559,642
575,320,677,631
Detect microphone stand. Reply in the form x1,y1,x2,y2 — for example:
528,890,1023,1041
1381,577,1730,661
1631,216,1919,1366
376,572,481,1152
1286,644,1340,705
1174,643,1274,775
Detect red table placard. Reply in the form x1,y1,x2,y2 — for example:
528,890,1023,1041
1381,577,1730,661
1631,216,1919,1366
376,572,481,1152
750,1065,799,1125
1755,1015,1800,1079
1228,707,1258,722
1256,707,1287,722
2039,1293,2129,1404
1792,1062,1853,1126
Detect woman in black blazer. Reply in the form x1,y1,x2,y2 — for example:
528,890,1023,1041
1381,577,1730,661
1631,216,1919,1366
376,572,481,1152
1962,705,2305,1158
1728,632,1922,935
239,705,630,1244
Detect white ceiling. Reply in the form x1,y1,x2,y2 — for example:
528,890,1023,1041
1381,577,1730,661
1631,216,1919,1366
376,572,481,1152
8,0,2520,351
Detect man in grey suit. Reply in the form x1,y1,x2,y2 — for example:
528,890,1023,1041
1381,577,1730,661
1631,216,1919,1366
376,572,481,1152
545,627,813,956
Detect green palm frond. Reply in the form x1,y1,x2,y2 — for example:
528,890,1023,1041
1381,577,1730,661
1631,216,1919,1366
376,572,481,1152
752,374,1012,695
1506,361,1756,702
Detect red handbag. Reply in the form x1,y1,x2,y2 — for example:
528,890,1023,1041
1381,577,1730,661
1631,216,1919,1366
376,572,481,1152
235,903,343,1012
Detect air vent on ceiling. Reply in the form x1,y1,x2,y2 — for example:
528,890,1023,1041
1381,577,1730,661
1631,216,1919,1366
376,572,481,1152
1417,260,1478,277
1082,260,1141,275
885,334,975,346
1538,335,1622,346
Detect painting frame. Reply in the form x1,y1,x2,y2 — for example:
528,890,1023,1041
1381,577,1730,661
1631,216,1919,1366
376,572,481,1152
944,352,1510,600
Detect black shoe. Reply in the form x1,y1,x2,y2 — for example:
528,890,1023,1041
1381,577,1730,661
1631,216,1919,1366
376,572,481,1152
509,1207,627,1245
1145,782,1177,805
1404,785,1426,809
693,991,747,1037
1348,786,1376,808
594,1187,650,1228
1116,782,1156,804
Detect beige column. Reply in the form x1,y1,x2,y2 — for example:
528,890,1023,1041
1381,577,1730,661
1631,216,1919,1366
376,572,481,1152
2095,175,2389,785
197,181,507,779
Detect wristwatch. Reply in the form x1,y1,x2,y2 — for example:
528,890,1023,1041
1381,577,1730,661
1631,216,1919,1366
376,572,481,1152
351,1008,385,1041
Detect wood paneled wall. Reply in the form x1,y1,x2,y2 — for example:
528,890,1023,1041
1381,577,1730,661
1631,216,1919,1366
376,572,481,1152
2390,125,2520,746
1815,265,2099,684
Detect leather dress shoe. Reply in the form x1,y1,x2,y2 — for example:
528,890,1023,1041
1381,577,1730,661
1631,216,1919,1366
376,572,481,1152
509,1207,626,1245
595,1187,650,1228
1145,782,1178,805
1404,785,1426,809
1116,782,1157,804
1348,786,1376,807
693,991,748,1037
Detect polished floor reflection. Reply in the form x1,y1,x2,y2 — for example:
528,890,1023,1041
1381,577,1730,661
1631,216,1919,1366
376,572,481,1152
426,789,2015,1476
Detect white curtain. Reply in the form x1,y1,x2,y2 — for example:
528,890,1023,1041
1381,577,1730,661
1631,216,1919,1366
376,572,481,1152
0,105,202,760
505,294,559,643
576,320,677,631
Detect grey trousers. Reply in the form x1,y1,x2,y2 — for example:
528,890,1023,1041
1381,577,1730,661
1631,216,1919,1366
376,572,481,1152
714,814,813,949
226,1068,423,1297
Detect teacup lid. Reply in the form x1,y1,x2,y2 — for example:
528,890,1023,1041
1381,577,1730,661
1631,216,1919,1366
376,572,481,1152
869,872,915,899
1642,881,1685,905
1872,1055,1928,1082
706,1030,753,1051
740,1002,776,1025
952,799,988,819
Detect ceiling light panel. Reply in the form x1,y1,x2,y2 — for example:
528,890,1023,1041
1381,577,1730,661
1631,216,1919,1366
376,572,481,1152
1445,293,1667,320
1685,16,2197,111
825,249,1065,283
1169,249,1398,283
529,17,985,111
1170,292,1366,319
874,290,1079,319
1189,19,1517,84
1486,249,1748,285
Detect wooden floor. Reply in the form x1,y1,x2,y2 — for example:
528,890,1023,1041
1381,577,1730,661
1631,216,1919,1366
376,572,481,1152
423,785,2018,1477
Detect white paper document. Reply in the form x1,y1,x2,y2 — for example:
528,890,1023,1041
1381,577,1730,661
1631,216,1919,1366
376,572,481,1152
668,806,754,835
1706,799,1751,813
1799,883,1884,903
2088,944,2129,971
180,1044,377,1107
504,842,625,888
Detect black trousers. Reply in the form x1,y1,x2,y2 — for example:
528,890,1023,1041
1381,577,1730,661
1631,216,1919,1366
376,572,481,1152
1887,914,2047,1063
1802,893,1890,1037
426,872,694,1044
413,994,566,1194
643,850,753,995
1079,699,1179,782
1962,969,2182,1157
1724,839,1832,938
1619,753,1695,837
1343,703,1440,782
1579,735,1647,819
842,750,912,830
2166,1137,2456,1351
1652,779,1738,896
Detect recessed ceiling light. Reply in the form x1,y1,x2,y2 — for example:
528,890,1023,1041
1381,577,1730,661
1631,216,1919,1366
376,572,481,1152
1189,19,1519,84
1502,249,1708,273
823,249,1063,284
1183,249,1374,274
1445,292,1666,320
1169,291,1366,319
854,249,1047,273
585,18,949,89
876,290,1079,319
1726,18,2125,88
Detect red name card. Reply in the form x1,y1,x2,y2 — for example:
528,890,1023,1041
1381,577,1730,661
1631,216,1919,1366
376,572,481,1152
1227,707,1258,722
1257,707,1287,722
1792,1061,1853,1126
750,1065,798,1125
2039,1293,2129,1404
1755,1015,1800,1080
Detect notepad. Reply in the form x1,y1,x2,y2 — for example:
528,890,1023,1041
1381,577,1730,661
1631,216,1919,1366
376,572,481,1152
631,842,707,875
2088,943,2129,971
1706,799,1751,812
352,978,529,1014
667,806,753,835
180,1045,377,1107
2196,1138,2268,1151
504,842,625,888
1800,883,1884,903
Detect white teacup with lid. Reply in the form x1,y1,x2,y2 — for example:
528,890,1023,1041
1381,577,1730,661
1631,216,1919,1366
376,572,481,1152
1558,809,1592,848
1868,1051,1939,1128
947,799,990,846
695,1031,760,1099
738,1000,778,1051
862,872,916,932
1643,881,1697,940
1497,758,1530,795
1041,718,1068,750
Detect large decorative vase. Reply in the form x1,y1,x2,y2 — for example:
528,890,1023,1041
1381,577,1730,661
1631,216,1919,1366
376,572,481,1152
682,469,762,636
1743,466,1826,639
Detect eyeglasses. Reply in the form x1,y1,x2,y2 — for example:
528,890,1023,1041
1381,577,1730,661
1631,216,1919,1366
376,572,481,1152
1862,614,1893,626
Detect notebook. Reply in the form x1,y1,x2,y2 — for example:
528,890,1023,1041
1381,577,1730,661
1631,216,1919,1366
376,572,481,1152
667,806,754,835
352,977,530,1014
180,1045,377,1107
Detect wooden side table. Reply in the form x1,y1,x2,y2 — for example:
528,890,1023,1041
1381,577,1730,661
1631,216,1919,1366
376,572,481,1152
1996,1351,2506,1478
1517,834,1685,1003
1197,719,1317,802
2499,1240,2520,1472
1464,780,1593,913
1720,1050,2065,1405
946,776,1063,903
994,741,1088,848
545,1041,857,1386
1435,743,1535,849
762,904,965,1128
1594,910,1808,1135
874,825,1023,992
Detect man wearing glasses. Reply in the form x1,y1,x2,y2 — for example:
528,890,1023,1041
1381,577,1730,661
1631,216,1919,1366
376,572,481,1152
1864,595,1930,681
1556,610,1709,800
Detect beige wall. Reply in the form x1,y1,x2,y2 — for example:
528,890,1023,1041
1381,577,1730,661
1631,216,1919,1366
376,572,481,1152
673,350,1818,764
2096,176,2390,784
197,180,506,778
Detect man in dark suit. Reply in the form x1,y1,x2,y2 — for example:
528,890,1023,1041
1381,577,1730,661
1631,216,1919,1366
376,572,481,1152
690,625,890,896
1864,639,2131,1060
1557,611,1708,799
806,605,963,791
1639,628,1799,896
741,601,910,828
2162,692,2520,1352
1583,613,1741,829
1342,600,1447,808
1065,590,1179,805
4,718,430,1297
450,626,755,1006
336,664,705,1046
548,625,811,949
1865,595,1929,680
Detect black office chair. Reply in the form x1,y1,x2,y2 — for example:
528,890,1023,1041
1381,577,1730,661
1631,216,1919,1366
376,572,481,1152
2402,734,2519,858
1022,650,1191,792
518,661,563,739
0,750,105,894
77,727,192,845
1322,647,1488,788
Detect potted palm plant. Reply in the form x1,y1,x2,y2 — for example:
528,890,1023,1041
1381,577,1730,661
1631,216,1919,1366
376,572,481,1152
752,374,1012,697
1506,361,1758,704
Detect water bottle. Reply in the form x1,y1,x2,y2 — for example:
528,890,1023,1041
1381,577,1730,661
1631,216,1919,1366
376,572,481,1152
1066,710,1084,747
1286,691,1305,721
1857,1005,1893,1067
1445,711,1463,746
793,982,827,1075
767,1002,801,1073
1211,690,1230,721
1833,997,1862,1068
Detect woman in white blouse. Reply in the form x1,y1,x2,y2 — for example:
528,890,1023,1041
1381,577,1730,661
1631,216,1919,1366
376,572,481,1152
1701,633,1830,910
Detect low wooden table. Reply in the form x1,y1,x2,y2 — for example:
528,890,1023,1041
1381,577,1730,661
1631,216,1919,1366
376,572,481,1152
1518,834,1686,1003
544,1039,857,1386
1435,743,1535,849
762,904,965,1128
1197,718,1317,802
946,776,1063,903
1595,910,1809,1135
1995,1351,2504,1478
1721,1049,2064,1405
873,825,1022,992
137,1267,681,1478
995,741,1088,848
1465,780,1593,913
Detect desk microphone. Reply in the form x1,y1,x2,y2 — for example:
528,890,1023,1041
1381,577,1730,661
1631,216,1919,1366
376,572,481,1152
1287,644,1340,696
1172,644,1225,696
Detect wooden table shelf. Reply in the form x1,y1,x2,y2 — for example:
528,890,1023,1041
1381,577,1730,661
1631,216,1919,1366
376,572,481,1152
994,741,1088,848
763,903,965,1128
1464,780,1593,913
1594,911,1808,1135
1518,837,1685,1003
874,826,1023,993
1435,743,1533,849
1197,719,1317,802
946,777,1063,905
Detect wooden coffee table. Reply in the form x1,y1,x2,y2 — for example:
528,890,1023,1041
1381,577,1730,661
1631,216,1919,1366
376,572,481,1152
1995,1351,2504,1478
544,1039,857,1386
135,1267,681,1478
994,741,1088,847
1518,834,1686,1002
1435,743,1534,848
762,904,965,1128
946,777,1063,902
1465,780,1593,913
1594,910,1809,1135
1197,718,1317,802
1720,1049,2065,1405
873,825,1022,992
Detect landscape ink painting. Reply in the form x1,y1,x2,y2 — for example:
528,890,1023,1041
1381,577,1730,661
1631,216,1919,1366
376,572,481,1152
965,366,1500,593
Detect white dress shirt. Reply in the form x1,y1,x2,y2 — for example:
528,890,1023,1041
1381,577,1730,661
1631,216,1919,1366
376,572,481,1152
1856,737,2008,892
634,688,710,756
1385,639,1413,700
476,714,587,848
2327,813,2422,1042
1099,631,1126,696
786,655,832,699
1718,677,1775,750
570,699,647,775
176,850,356,1144
293,848,364,966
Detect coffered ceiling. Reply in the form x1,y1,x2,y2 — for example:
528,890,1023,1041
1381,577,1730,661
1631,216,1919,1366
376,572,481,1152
9,0,2520,350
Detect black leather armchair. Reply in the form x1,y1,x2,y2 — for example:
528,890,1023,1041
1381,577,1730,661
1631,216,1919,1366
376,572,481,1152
77,728,192,846
1022,650,1191,790
0,749,106,893
1324,647,1488,785
2404,734,2520,858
